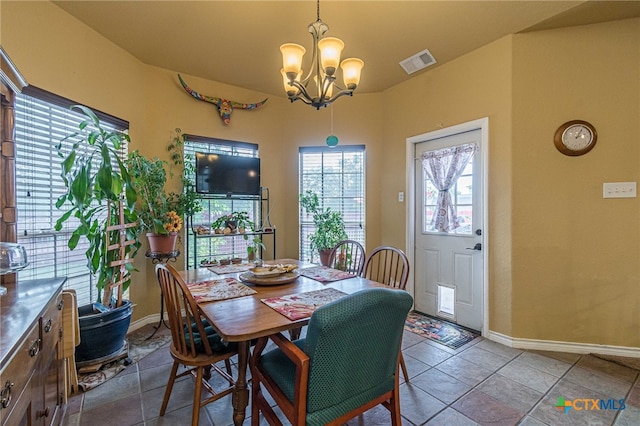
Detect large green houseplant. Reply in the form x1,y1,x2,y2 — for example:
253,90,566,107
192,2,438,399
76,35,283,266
299,190,348,265
55,105,140,364
126,128,201,253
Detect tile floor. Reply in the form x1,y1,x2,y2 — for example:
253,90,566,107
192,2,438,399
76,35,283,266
63,324,640,425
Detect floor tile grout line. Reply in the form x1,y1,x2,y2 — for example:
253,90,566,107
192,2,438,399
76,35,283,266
517,353,585,425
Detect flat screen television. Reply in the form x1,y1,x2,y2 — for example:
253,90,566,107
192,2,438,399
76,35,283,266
195,152,261,196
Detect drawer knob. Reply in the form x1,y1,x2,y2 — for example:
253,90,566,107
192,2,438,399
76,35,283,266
36,407,50,418
0,380,14,409
44,318,53,333
29,338,41,357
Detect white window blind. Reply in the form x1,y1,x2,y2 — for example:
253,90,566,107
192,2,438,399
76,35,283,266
14,87,128,306
183,135,260,268
299,145,365,262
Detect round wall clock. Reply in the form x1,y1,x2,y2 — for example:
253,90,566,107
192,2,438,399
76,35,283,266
553,120,597,156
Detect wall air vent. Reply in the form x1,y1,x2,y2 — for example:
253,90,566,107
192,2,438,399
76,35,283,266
399,48,437,75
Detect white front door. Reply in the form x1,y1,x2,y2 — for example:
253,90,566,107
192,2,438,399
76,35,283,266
411,123,484,332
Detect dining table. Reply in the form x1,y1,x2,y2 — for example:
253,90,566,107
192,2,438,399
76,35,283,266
178,258,390,426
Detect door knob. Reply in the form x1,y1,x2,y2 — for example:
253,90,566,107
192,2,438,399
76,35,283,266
466,243,482,251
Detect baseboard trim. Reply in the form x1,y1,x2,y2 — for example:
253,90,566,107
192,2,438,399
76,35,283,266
128,317,640,359
485,330,640,358
128,313,163,333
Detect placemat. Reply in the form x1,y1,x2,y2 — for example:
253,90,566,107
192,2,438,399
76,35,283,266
261,287,347,320
207,262,254,275
298,266,356,283
187,277,256,303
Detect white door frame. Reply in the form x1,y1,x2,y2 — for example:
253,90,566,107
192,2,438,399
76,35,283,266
405,117,489,336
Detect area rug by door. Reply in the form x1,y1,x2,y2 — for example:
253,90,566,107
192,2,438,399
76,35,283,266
404,311,480,349
77,328,172,392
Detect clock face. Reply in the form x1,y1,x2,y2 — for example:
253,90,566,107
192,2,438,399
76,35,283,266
562,124,594,151
554,120,597,156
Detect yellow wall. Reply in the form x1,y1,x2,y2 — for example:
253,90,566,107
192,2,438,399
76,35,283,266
382,36,515,336
3,1,639,348
1,0,383,322
509,19,640,345
381,18,640,347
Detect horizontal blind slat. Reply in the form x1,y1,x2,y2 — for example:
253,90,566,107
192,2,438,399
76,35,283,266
15,91,128,307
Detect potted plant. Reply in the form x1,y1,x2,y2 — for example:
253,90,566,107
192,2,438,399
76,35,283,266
126,151,181,253
246,234,266,262
55,105,139,364
212,211,253,234
299,190,348,265
126,129,201,253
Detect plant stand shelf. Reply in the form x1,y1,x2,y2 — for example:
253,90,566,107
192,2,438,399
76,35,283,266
186,188,276,269
145,250,180,340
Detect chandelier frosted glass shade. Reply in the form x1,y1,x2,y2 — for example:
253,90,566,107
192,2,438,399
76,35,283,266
280,3,363,109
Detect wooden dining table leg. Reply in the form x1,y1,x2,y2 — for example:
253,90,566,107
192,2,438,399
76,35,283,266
232,340,250,426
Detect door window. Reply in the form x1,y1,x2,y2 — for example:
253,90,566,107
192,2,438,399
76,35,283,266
422,152,474,235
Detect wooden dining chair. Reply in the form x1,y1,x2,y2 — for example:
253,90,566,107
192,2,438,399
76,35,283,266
328,239,366,275
250,288,413,426
361,245,411,382
155,264,237,426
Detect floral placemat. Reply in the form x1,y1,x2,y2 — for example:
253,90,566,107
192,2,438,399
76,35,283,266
207,262,254,275
187,277,256,303
261,287,347,320
298,266,356,283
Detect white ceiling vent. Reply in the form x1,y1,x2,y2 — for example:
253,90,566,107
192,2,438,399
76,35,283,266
399,48,437,75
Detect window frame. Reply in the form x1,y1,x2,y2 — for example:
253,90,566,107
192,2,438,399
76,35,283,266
298,145,366,262
182,135,261,269
14,86,128,306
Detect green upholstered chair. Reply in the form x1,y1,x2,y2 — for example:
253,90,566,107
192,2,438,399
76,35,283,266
328,239,366,275
155,264,237,426
249,287,413,426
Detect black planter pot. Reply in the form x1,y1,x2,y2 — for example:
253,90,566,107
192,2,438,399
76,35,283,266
75,300,132,365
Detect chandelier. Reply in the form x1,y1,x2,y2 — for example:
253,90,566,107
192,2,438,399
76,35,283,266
280,0,364,110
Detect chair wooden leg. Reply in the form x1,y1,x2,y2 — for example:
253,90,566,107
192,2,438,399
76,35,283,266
192,366,204,426
390,389,401,426
225,358,233,375
399,351,409,382
160,360,180,416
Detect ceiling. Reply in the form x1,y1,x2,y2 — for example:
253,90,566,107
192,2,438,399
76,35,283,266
52,1,640,98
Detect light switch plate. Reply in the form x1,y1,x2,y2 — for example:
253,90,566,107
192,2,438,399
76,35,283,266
603,182,636,198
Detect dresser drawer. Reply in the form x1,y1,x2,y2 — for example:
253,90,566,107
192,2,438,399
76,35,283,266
0,323,39,421
40,293,63,358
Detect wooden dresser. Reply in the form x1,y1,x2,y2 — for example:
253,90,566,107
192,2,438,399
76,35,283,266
0,278,66,426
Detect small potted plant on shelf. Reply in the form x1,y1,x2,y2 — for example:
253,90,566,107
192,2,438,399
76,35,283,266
299,190,348,265
246,235,266,262
213,211,253,234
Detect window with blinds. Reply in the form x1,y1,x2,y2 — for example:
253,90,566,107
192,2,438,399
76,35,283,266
299,145,365,262
182,135,260,269
14,88,128,306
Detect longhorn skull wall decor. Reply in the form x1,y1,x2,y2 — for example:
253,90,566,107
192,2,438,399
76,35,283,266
178,74,267,125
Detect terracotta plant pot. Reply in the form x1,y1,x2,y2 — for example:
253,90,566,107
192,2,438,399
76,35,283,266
147,232,178,254
319,249,332,266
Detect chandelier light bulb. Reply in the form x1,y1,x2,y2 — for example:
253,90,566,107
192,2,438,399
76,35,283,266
318,37,344,76
340,58,364,89
280,43,306,77
281,69,301,95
